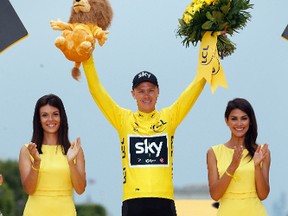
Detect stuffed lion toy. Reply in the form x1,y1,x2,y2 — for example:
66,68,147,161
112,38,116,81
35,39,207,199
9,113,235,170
50,0,113,80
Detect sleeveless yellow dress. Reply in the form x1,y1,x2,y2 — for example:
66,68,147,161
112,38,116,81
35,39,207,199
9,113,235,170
212,144,268,216
23,145,76,216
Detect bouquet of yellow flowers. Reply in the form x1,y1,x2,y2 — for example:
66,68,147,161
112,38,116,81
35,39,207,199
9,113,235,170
177,0,253,58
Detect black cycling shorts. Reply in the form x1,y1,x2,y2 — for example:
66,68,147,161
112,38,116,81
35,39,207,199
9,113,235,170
122,197,177,216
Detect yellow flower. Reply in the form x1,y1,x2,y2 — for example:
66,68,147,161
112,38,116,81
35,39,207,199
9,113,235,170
193,3,202,12
183,0,216,24
204,0,216,5
185,5,193,14
183,5,192,24
183,14,189,24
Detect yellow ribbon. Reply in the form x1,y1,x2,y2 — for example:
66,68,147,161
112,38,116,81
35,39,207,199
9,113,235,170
195,31,228,93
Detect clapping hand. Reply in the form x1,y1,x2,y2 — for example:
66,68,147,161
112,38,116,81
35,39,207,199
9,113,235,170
27,142,41,163
254,144,269,166
67,137,82,164
231,145,244,170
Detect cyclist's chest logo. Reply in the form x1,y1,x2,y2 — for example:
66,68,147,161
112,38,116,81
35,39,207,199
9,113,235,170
128,135,168,167
150,119,167,133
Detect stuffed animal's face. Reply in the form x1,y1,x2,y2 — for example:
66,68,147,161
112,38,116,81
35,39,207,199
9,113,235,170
73,0,91,13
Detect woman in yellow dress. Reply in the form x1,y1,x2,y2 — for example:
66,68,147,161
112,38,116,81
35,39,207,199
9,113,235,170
19,94,86,216
206,98,271,216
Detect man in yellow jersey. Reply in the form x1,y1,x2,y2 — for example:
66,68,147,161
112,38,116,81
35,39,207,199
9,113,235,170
83,56,206,216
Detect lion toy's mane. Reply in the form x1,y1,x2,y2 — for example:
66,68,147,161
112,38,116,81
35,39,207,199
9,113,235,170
69,0,112,30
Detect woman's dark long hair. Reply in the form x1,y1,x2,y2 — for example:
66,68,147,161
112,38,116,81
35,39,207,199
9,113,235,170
31,94,70,155
224,98,258,158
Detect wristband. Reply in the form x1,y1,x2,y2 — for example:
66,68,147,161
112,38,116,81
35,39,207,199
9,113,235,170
32,165,40,172
225,170,234,178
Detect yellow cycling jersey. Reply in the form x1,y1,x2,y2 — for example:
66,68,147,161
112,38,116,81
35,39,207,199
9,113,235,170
83,56,206,201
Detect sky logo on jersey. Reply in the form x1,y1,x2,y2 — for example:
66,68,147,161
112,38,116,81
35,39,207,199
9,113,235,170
129,135,168,167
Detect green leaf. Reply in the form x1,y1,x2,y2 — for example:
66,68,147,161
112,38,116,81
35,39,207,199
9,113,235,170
178,18,183,25
206,11,215,21
202,21,214,30
220,5,230,14
212,11,224,22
